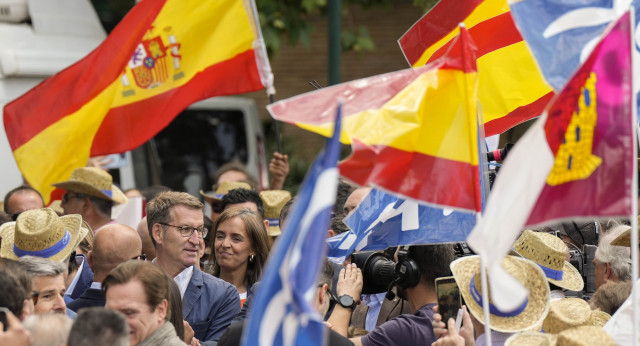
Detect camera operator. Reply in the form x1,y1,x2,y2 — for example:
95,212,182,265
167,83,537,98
347,251,411,332
328,244,455,346
594,224,631,289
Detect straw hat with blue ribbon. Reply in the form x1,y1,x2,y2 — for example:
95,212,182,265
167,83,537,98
450,255,550,333
200,181,252,205
259,190,292,236
513,230,584,292
52,167,127,204
0,208,82,263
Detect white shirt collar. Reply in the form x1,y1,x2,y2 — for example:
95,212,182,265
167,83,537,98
174,266,194,298
65,256,85,296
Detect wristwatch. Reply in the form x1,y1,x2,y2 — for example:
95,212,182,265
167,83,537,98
337,294,357,309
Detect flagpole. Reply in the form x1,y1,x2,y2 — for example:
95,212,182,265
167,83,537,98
268,92,283,154
458,21,492,345
629,7,639,346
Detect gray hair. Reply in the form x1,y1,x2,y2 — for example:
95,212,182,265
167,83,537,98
595,225,632,281
23,313,73,346
68,307,129,346
17,256,66,278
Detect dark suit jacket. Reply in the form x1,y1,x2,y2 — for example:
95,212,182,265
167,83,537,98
66,287,105,312
183,266,240,345
68,255,94,300
350,292,411,330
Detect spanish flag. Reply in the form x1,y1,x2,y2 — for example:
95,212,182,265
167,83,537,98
3,0,273,203
398,0,554,136
268,27,482,212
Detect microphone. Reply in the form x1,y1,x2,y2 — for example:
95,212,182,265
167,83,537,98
487,143,514,162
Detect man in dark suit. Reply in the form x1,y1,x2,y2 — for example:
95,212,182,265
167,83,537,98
67,223,142,312
148,192,240,345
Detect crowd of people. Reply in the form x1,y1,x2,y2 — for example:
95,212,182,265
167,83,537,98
0,151,638,346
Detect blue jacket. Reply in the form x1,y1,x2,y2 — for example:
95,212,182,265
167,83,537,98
66,287,105,312
183,266,240,344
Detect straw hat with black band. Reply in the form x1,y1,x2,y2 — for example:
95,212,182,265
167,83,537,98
0,208,83,263
260,190,291,237
450,255,550,333
200,181,252,205
513,230,584,292
52,167,127,204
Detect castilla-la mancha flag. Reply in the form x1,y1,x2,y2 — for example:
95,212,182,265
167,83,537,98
4,0,273,203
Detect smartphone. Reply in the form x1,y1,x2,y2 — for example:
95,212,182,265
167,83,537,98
435,276,462,328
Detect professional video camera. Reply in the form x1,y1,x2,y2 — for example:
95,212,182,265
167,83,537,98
350,250,397,295
351,243,475,296
546,221,601,297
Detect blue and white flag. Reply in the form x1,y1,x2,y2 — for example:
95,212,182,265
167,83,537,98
327,188,476,263
241,105,342,346
509,0,638,91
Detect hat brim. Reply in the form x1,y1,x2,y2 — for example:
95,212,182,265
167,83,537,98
611,228,631,247
0,214,82,263
547,261,584,292
268,225,281,237
199,190,222,204
451,256,550,333
52,181,127,204
505,332,557,346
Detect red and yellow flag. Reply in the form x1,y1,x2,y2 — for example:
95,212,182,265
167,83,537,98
398,0,554,135
269,27,482,212
4,0,273,203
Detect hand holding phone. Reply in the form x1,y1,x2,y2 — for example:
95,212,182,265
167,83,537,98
435,276,462,329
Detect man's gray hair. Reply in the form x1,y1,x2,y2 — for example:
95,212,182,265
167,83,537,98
68,307,129,346
595,225,632,281
17,256,66,278
23,313,73,346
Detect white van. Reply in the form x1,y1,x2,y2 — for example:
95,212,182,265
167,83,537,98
0,0,267,200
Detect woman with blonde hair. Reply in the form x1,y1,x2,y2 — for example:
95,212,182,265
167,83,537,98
207,208,270,306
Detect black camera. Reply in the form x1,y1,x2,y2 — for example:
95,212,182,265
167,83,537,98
350,251,397,294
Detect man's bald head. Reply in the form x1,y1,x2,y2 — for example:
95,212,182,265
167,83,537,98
90,224,142,281
343,187,372,215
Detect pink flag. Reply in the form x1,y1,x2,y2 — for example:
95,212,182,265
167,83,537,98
467,11,635,311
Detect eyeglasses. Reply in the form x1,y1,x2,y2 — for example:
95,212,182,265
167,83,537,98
159,223,208,239
131,254,147,261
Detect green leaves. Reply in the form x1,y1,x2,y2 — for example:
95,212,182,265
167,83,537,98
257,0,393,56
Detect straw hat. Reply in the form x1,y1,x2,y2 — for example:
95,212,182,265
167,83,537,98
542,298,609,333
0,208,82,263
556,325,614,346
200,181,252,204
610,216,640,247
259,190,292,236
588,309,611,327
52,167,127,204
450,255,550,333
513,230,584,291
505,332,557,346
